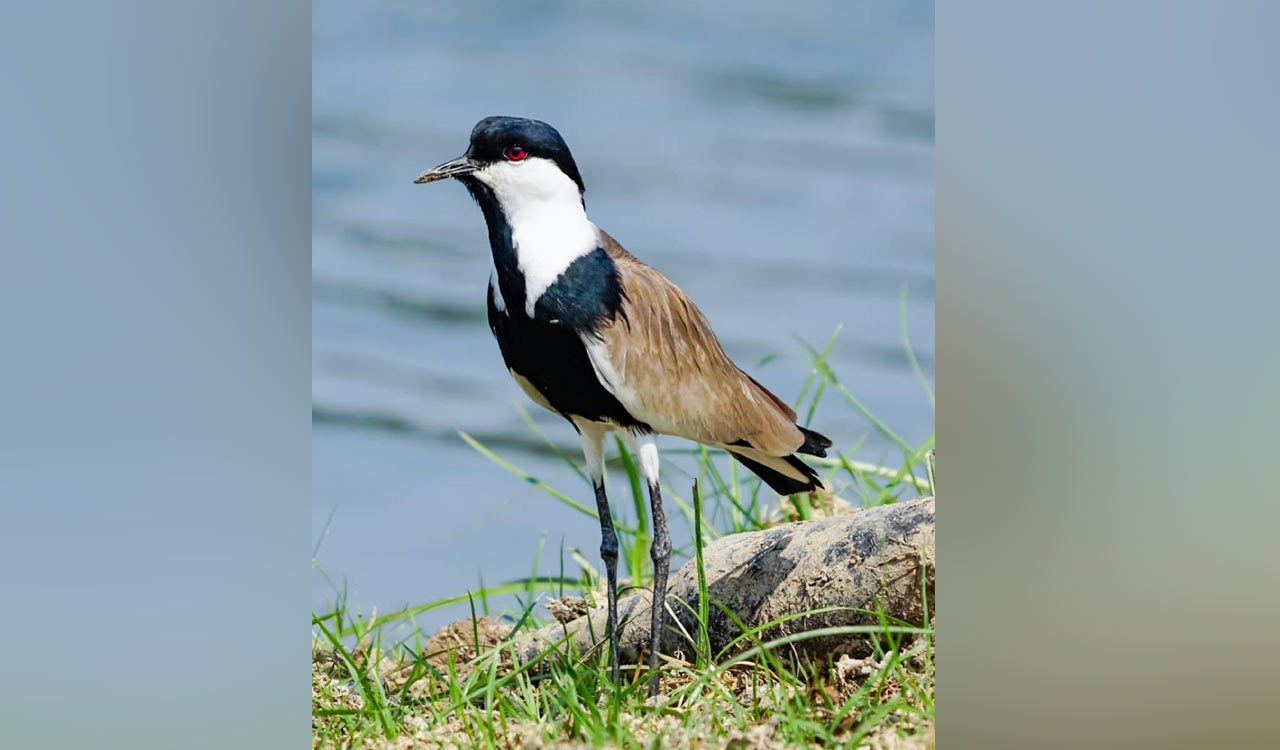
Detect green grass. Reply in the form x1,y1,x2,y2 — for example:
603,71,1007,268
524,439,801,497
313,326,934,749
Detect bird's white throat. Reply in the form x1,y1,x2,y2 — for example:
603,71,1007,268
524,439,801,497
474,157,599,316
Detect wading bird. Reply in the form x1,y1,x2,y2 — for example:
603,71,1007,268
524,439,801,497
415,117,830,696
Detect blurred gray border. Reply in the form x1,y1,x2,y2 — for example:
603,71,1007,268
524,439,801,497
3,2,1278,748
1,3,310,749
939,2,1278,748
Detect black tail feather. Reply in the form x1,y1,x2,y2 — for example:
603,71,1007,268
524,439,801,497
797,426,832,457
730,452,823,496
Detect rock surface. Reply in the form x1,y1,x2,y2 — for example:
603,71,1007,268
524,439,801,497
516,496,934,664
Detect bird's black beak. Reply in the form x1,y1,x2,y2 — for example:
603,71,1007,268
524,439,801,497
414,155,477,184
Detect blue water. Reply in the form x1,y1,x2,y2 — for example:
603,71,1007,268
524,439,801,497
313,0,933,629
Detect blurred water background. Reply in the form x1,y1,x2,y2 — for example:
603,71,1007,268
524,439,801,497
313,0,933,629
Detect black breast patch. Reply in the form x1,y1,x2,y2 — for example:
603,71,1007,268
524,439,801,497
531,247,626,333
488,283,646,430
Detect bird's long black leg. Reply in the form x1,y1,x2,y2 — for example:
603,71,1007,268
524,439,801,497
646,477,671,697
593,479,621,685
635,433,671,698
579,424,620,685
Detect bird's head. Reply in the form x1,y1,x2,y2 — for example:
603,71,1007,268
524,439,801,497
415,117,585,206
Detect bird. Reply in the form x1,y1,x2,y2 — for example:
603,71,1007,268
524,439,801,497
415,116,831,696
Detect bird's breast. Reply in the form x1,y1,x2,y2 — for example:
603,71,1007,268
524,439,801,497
486,286,645,430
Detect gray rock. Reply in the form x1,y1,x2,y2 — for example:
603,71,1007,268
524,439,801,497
516,496,934,664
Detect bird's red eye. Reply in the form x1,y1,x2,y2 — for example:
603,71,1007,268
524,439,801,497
504,146,527,161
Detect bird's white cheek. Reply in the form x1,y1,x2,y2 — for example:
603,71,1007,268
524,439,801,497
480,159,577,204
474,162,523,191
472,165,499,189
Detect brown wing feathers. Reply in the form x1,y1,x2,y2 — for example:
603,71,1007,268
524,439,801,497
590,232,830,494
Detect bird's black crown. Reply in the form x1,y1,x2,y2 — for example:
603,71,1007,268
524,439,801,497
467,116,585,193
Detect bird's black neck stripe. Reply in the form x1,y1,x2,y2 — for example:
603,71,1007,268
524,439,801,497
463,178,625,334
464,179,527,312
